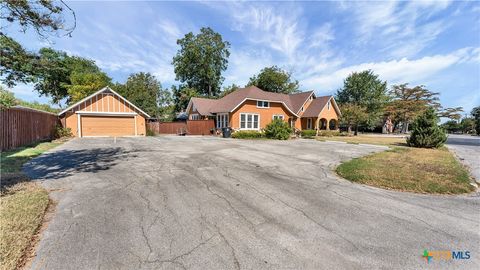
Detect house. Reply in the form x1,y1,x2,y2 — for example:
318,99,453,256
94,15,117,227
59,86,150,137
186,86,341,131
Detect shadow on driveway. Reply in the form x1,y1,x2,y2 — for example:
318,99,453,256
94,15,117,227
23,147,130,180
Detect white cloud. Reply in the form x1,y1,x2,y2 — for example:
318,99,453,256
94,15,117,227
302,47,479,92
340,0,452,57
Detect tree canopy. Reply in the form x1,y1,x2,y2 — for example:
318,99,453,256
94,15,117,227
335,70,388,133
172,85,198,113
247,66,299,94
114,72,162,117
172,27,230,97
1,0,76,38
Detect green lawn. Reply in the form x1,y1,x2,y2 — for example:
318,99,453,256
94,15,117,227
336,147,474,194
1,140,64,270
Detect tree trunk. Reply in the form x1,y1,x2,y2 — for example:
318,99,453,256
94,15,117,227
347,125,352,133
354,124,358,136
208,84,212,97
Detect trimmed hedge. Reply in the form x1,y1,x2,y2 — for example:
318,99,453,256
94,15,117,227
301,130,317,138
231,130,265,139
317,130,340,137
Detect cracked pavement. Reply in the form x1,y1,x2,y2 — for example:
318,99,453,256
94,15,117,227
24,136,479,270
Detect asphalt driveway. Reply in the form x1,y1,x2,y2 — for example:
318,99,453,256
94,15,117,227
447,134,480,181
24,136,479,270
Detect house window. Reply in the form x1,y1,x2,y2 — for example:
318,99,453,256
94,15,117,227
256,100,270,108
191,114,201,120
301,106,304,112
307,118,312,129
240,113,259,130
216,113,229,128
327,101,331,110
273,115,284,121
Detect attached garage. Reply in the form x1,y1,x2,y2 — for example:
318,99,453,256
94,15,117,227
59,87,151,137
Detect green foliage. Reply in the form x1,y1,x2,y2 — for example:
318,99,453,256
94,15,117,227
231,130,265,139
301,130,317,138
385,84,441,133
0,88,16,109
220,83,239,97
17,100,59,113
0,35,38,87
53,125,72,138
172,27,230,97
460,117,476,134
66,71,111,103
172,85,199,113
439,107,464,121
113,72,160,117
471,106,480,135
317,130,341,137
2,0,76,38
146,128,156,136
247,66,299,94
339,103,369,134
441,120,461,133
407,108,447,148
335,70,388,130
264,119,292,140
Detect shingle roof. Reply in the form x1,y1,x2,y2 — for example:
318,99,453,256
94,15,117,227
189,97,218,116
189,86,323,117
302,96,332,117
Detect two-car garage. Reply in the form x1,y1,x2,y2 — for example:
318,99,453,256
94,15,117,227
80,115,136,137
59,87,150,137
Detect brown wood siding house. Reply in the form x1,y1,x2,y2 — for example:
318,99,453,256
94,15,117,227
186,86,341,131
59,87,150,137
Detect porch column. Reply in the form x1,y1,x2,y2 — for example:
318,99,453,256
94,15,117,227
326,119,330,130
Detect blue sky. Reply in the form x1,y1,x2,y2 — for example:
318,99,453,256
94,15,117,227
6,0,480,114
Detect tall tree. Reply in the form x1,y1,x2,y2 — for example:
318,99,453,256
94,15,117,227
220,83,240,97
335,70,388,135
33,48,110,105
439,107,464,122
247,66,299,94
471,106,480,135
385,84,441,133
172,27,230,97
157,87,174,121
172,85,198,113
338,103,368,134
1,0,76,38
0,34,38,87
115,72,161,117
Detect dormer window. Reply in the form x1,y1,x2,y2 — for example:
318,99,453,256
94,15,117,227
257,100,270,108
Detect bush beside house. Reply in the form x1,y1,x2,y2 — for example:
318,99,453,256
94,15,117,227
231,130,265,139
264,119,292,140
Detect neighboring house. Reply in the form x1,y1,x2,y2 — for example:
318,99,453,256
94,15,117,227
59,86,150,137
186,86,341,131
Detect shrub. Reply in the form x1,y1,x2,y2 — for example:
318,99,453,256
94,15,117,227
301,130,317,138
146,129,156,136
407,108,447,148
53,124,72,138
231,130,265,139
264,119,292,140
317,130,340,137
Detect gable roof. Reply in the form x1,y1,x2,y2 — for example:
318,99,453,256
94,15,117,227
289,91,315,114
302,96,341,118
58,86,151,118
187,86,315,117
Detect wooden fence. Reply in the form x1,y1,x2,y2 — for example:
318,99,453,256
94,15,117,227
148,119,215,136
1,107,59,151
